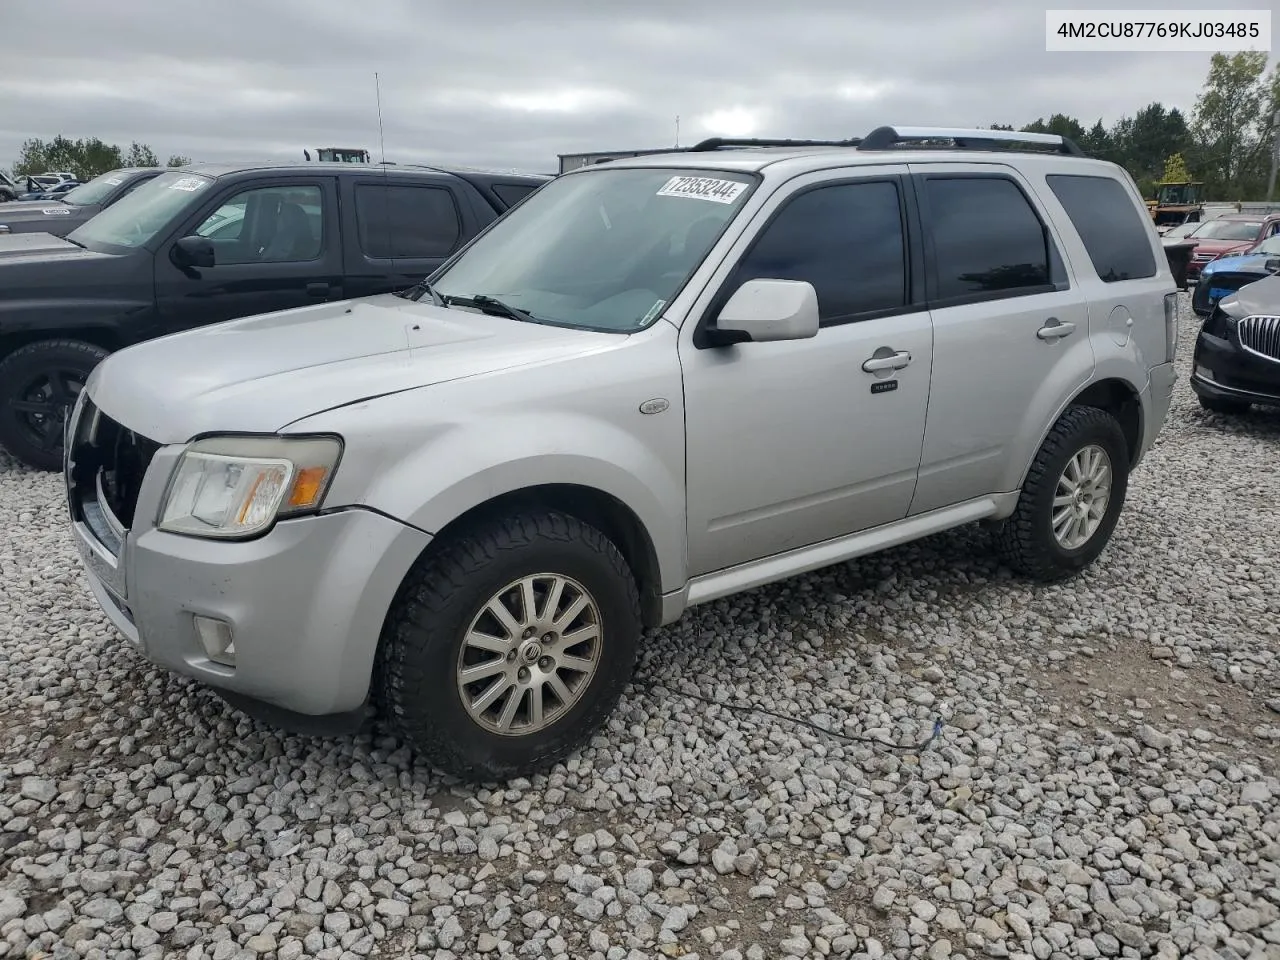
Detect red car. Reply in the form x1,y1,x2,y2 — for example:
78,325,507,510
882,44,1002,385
1185,214,1280,280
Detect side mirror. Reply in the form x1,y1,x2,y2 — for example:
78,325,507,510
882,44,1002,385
171,235,215,269
704,278,820,346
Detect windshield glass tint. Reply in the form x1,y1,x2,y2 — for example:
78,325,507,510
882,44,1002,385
432,167,756,331
1192,219,1261,241
60,171,131,206
68,172,214,251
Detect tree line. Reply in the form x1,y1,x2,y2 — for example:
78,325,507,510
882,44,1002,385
997,52,1278,201
5,136,191,182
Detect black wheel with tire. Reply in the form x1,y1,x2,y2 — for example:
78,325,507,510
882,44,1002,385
376,509,642,781
1198,394,1250,416
995,405,1129,582
0,339,109,471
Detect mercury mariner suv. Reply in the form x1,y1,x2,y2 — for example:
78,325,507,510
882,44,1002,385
64,126,1178,781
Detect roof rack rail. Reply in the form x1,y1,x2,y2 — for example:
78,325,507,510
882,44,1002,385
687,136,861,152
857,125,1086,157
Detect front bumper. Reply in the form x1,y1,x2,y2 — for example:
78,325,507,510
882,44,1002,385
1190,330,1280,407
66,399,432,726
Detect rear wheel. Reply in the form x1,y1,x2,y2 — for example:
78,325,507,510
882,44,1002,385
1198,395,1250,416
996,406,1129,582
376,510,642,781
0,339,109,470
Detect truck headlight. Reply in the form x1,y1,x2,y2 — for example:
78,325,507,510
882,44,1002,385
158,435,342,539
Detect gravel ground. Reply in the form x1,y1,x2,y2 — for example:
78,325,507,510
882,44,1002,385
1,294,1278,960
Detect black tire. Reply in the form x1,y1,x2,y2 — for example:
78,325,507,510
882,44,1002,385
1198,394,1250,416
376,510,642,782
0,339,109,471
995,406,1129,582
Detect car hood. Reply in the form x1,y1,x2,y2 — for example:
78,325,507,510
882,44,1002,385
1220,274,1280,320
1192,238,1254,255
0,231,98,261
1201,252,1280,277
0,200,87,224
87,293,624,443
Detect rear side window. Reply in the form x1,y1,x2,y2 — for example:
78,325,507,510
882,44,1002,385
492,182,539,207
728,179,907,324
924,176,1051,301
355,184,461,259
1046,174,1156,283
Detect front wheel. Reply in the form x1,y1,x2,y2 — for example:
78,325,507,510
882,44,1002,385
0,339,109,471
996,406,1129,582
376,510,642,781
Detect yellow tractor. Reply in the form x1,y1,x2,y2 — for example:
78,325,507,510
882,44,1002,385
1147,180,1205,232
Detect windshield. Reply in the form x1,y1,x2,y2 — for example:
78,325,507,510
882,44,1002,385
60,170,132,206
1191,219,1261,241
68,171,214,252
1247,235,1280,256
431,166,757,331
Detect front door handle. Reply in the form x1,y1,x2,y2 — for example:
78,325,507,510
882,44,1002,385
862,349,912,373
1037,318,1076,340
306,282,331,298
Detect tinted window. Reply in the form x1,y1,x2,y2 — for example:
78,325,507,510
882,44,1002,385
1046,174,1156,282
492,182,539,207
192,185,323,264
926,177,1050,300
728,180,907,323
355,184,461,259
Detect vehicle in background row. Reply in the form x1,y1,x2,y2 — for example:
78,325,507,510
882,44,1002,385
0,172,28,202
0,168,165,237
16,180,81,201
0,161,550,469
304,148,372,163
64,125,1177,782
1191,274,1280,415
1146,179,1204,233
1184,214,1280,281
1191,234,1280,317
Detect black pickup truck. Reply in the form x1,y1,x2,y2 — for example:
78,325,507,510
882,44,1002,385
0,161,550,469
0,167,165,237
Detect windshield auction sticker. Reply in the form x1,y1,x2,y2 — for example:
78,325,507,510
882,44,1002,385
168,177,208,192
656,176,747,204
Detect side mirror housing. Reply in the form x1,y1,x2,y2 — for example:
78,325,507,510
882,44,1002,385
171,235,215,269
703,278,820,346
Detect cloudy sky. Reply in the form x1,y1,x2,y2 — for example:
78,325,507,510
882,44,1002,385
2,0,1265,175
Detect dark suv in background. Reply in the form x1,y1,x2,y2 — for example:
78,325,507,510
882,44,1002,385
0,168,165,237
0,161,549,469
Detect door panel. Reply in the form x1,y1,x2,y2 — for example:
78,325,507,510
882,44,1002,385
154,178,343,335
679,168,934,576
906,164,1094,515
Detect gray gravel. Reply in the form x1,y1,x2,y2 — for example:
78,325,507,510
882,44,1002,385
2,294,1278,960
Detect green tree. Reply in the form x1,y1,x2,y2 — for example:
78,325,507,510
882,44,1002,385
166,154,192,167
1022,113,1088,144
122,141,160,167
14,136,124,180
1191,51,1270,197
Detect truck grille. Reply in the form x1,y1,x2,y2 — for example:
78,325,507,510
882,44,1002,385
1238,315,1280,363
67,397,161,543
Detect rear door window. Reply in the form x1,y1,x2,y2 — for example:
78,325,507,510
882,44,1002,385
1046,174,1157,282
922,175,1054,303
355,184,462,259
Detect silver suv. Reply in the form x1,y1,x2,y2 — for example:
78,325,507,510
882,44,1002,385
65,126,1178,781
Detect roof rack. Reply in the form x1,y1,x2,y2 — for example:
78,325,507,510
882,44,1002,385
857,125,1085,157
687,136,862,152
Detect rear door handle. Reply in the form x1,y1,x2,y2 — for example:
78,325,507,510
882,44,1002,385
1037,318,1076,340
862,350,912,373
306,282,331,298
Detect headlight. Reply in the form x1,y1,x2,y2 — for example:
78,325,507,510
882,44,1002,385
158,435,342,539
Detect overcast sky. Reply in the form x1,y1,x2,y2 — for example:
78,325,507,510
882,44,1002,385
3,0,1264,175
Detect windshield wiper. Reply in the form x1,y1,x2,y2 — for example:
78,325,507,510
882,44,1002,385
397,279,448,307
454,294,544,325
